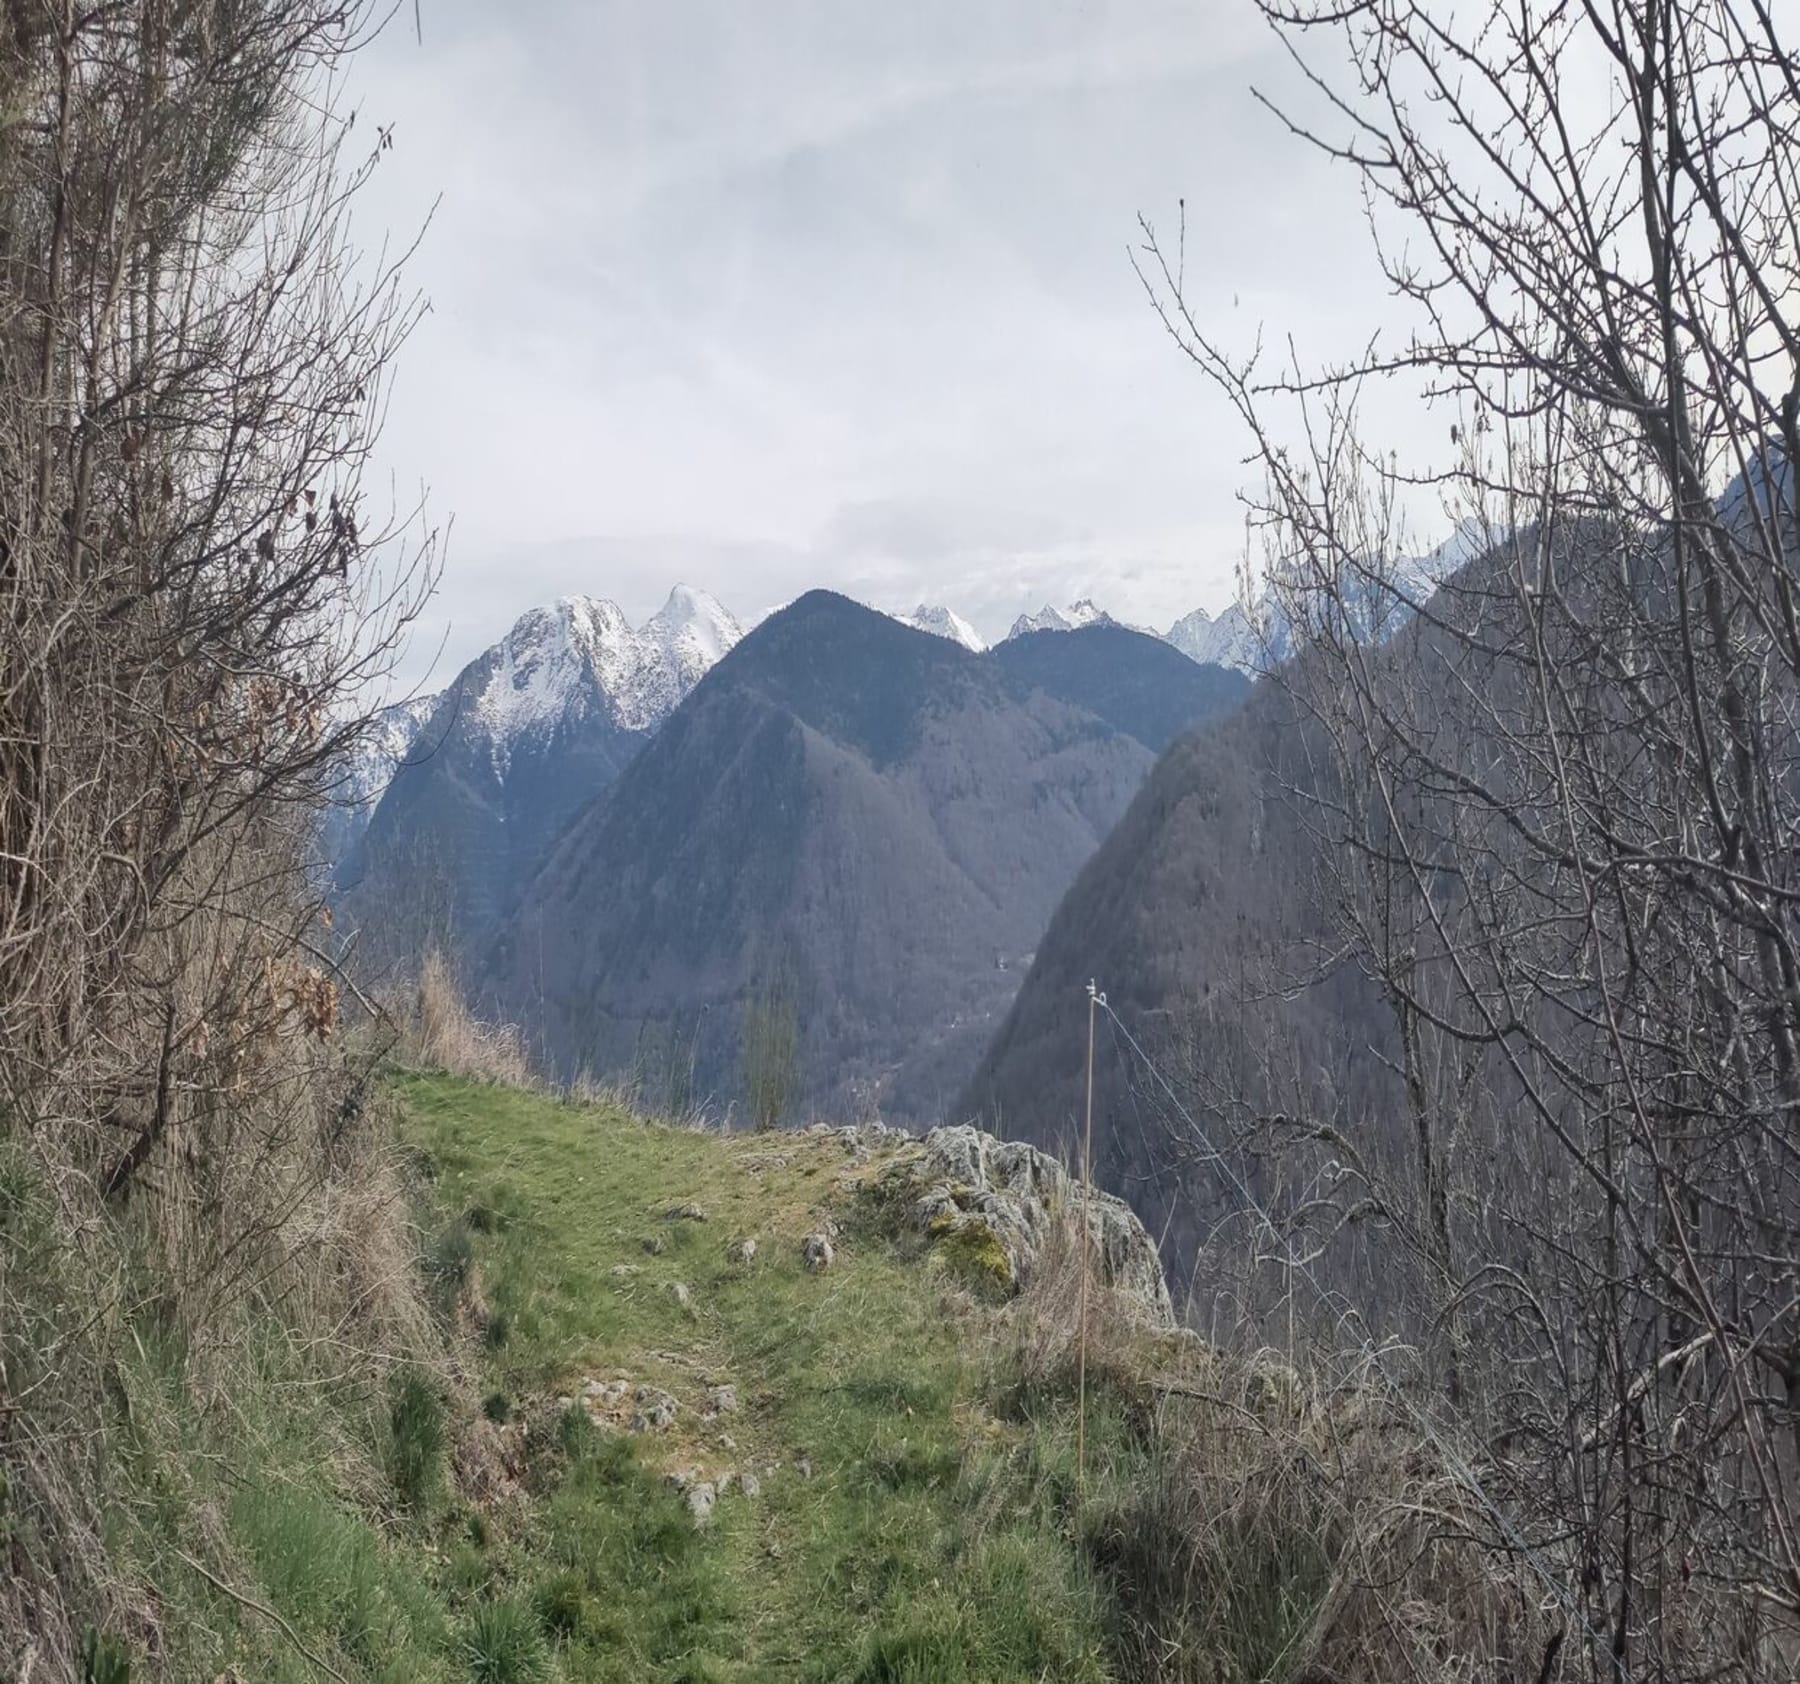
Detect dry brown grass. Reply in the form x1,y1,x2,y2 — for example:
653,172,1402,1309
1005,1212,1562,1684
405,949,534,1087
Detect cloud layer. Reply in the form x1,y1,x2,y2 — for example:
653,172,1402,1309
345,0,1438,686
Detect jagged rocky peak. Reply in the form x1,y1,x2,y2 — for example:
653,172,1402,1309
644,583,743,679
900,603,987,652
1164,601,1260,672
1006,598,1116,639
467,585,743,762
1164,605,1212,654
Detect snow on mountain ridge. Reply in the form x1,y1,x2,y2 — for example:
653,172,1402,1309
468,586,743,771
1165,603,1260,671
900,603,988,651
338,692,440,812
1007,599,1118,639
1162,518,1492,676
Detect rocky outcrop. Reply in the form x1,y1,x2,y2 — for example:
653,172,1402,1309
867,1122,1175,1328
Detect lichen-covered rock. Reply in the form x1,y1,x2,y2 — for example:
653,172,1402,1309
878,1123,1174,1327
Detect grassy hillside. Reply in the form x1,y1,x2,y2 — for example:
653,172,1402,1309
395,1070,1126,1682
30,1067,1543,1683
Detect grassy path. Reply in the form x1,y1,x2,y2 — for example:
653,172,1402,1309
398,1073,1116,1682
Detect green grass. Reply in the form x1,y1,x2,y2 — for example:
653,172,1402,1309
388,1370,448,1511
3,1070,1520,1682
32,1072,1150,1681
393,1070,1118,1682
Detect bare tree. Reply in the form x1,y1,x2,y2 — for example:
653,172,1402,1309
1140,1,1800,1675
0,5,436,1663
0,0,441,1439
0,0,434,1202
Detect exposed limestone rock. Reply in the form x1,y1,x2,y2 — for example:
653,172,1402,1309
630,1386,677,1432
727,1236,757,1265
581,1377,629,1408
665,1201,708,1222
874,1123,1175,1327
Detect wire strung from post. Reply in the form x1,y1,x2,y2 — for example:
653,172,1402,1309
1077,977,1102,1482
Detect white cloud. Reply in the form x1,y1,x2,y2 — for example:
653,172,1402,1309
345,0,1449,687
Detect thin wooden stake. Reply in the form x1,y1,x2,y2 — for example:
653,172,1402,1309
1078,978,1097,1481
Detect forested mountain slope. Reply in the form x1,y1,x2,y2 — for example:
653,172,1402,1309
337,587,741,962
482,592,1248,1119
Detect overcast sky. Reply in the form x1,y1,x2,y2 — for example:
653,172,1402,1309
347,0,1442,687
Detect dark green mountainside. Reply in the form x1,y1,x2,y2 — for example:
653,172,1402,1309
482,593,1249,1120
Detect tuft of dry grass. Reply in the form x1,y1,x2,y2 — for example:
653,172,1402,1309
406,950,534,1087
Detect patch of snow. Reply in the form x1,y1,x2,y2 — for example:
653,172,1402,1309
337,692,439,810
1162,520,1492,676
1005,598,1119,639
899,604,987,652
1167,602,1263,672
464,585,743,773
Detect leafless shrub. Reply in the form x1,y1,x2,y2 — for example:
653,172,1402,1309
1005,1224,1555,1682
0,0,438,1665
1140,0,1800,1672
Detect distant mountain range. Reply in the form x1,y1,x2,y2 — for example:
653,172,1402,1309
332,527,1480,859
476,592,1249,1119
332,586,742,959
330,529,1477,1120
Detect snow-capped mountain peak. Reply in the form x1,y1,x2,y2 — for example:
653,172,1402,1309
645,583,741,675
1006,599,1117,639
466,587,744,771
900,603,988,652
1162,518,1490,677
